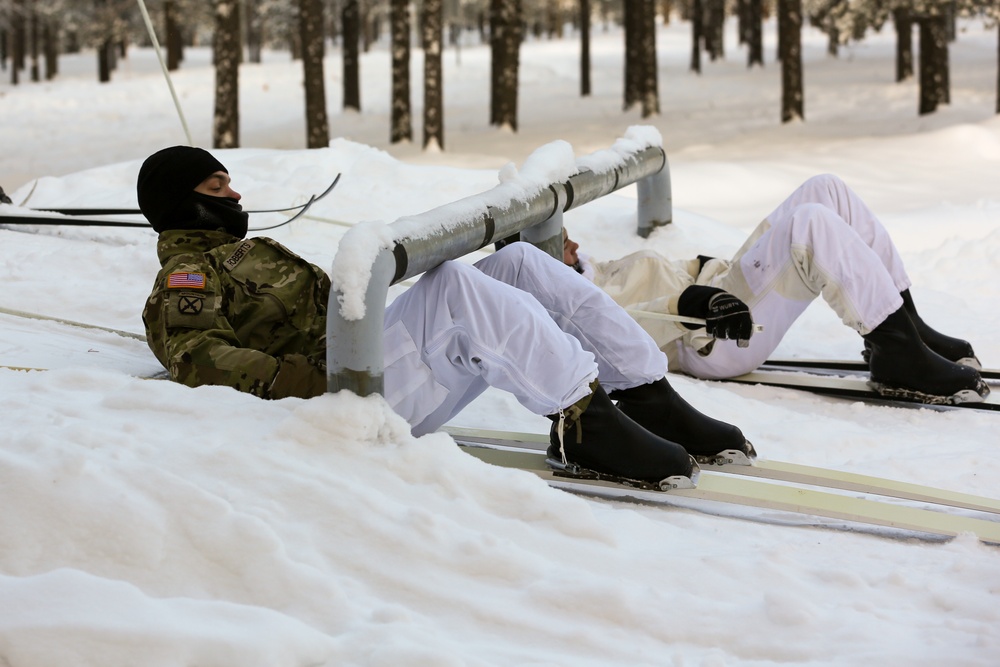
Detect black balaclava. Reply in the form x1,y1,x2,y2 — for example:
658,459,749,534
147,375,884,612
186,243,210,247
137,146,249,238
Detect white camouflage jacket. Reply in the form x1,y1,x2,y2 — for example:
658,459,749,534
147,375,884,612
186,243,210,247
580,250,735,369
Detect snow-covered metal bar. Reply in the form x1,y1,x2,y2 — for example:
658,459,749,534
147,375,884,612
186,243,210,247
327,130,672,396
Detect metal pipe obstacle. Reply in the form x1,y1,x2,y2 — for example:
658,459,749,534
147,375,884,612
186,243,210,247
326,138,671,396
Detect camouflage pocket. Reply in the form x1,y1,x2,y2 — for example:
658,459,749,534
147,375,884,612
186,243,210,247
164,290,218,330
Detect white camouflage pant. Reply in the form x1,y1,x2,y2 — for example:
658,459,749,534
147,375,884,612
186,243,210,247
384,243,668,435
676,174,911,379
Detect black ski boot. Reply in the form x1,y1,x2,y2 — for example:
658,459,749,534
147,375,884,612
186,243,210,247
608,378,756,465
864,290,981,369
863,306,988,404
548,380,698,490
901,289,981,368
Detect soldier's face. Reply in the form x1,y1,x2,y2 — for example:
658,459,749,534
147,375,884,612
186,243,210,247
563,229,580,266
194,171,242,201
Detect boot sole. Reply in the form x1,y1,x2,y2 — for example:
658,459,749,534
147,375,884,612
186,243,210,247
545,456,700,491
867,378,990,405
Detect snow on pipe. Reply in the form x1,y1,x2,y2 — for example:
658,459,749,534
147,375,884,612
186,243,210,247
327,143,671,397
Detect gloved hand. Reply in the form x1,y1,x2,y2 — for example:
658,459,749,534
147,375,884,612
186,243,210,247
268,353,327,399
677,285,755,347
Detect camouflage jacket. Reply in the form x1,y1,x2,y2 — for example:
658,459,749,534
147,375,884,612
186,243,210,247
143,229,330,399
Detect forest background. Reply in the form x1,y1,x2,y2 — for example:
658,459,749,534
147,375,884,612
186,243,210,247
2,0,999,167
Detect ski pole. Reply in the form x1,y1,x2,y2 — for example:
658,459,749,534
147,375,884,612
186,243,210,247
627,308,765,332
135,0,193,146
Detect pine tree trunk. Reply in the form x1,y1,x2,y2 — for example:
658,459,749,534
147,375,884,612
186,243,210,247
580,0,591,96
423,0,444,149
737,0,747,44
894,8,913,82
776,0,784,62
637,0,659,118
10,25,19,83
705,0,724,61
747,0,762,67
95,0,112,83
490,0,522,130
689,0,702,74
390,0,412,143
342,0,361,111
29,3,39,82
918,14,948,115
12,0,25,82
624,0,639,108
213,0,241,148
779,0,803,122
165,0,182,71
942,19,950,104
43,19,57,79
245,0,262,64
98,40,111,82
300,0,329,148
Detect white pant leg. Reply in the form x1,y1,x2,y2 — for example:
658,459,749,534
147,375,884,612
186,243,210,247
383,257,598,436
677,197,904,379
475,243,668,391
766,174,911,291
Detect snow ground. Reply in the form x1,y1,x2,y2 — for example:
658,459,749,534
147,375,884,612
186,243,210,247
1,16,999,667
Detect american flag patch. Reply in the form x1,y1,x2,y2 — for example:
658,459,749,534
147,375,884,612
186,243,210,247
167,272,206,289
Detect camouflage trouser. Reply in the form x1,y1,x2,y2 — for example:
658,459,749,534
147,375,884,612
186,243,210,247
384,243,669,436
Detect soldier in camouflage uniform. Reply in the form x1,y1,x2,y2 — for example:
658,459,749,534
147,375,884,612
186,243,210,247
144,231,330,399
139,146,754,487
141,148,329,400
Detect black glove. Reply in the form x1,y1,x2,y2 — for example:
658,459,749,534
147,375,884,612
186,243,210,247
677,285,754,347
0,186,12,205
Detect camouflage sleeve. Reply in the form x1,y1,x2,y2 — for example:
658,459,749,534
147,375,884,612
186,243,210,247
269,353,327,399
143,264,281,398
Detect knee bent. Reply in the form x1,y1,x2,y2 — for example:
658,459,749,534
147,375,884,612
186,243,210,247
801,173,845,192
477,240,549,280
782,202,843,236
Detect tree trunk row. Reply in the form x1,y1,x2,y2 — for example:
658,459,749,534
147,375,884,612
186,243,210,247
6,0,61,84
